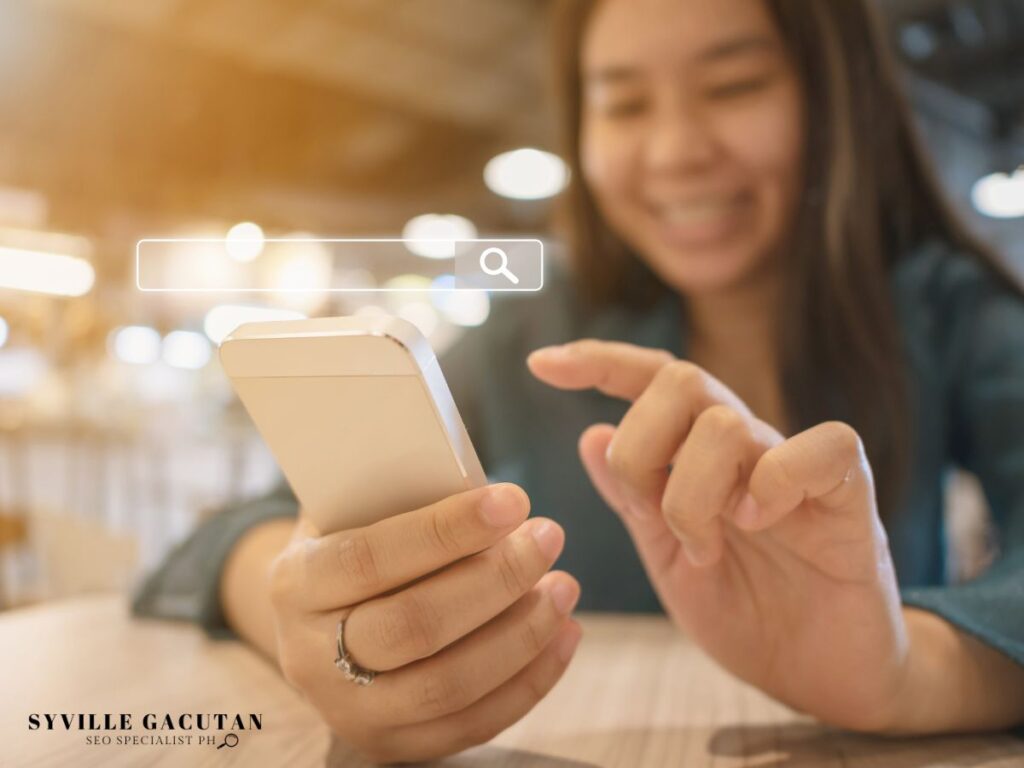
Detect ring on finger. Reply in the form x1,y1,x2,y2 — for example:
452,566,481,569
334,615,378,687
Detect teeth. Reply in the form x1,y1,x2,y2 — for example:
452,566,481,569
659,201,732,225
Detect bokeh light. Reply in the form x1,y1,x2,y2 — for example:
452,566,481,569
971,169,1024,219
402,214,478,259
0,246,95,297
108,326,162,365
397,300,439,337
430,275,490,327
225,222,265,262
484,148,569,201
203,305,306,345
162,331,212,370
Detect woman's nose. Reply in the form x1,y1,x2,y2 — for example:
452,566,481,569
643,103,719,177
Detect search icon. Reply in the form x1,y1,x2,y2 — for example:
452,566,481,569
479,247,520,285
216,733,239,749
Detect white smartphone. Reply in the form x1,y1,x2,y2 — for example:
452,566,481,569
219,315,486,534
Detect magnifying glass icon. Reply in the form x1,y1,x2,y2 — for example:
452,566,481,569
479,247,520,285
216,733,239,749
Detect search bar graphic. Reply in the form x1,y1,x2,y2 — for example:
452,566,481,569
135,238,544,293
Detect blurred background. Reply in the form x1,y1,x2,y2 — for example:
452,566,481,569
0,0,1020,608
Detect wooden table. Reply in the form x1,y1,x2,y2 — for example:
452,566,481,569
2,596,1022,767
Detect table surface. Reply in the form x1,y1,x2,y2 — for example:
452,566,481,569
2,595,1022,767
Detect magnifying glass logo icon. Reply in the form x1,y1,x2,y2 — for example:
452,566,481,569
216,733,239,749
479,247,520,285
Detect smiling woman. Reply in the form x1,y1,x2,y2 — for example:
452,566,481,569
131,0,1024,762
576,1,804,295
552,0,1021,520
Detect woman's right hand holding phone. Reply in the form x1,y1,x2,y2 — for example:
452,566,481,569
267,484,581,764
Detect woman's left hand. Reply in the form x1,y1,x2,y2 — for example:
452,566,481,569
528,340,910,732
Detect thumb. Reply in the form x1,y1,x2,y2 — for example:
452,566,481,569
577,424,628,515
293,512,322,540
579,424,678,571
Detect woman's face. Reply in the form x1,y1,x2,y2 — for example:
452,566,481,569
580,0,805,296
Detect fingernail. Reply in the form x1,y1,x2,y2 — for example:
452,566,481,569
549,580,579,615
539,345,571,359
479,486,527,528
530,520,563,560
556,623,582,662
733,493,760,529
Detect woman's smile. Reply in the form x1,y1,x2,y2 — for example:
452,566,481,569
645,189,756,250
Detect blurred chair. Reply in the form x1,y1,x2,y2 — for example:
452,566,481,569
0,432,30,609
0,511,29,609
0,417,277,608
0,423,144,607
29,512,137,600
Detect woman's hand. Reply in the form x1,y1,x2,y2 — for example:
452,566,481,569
529,340,909,732
267,484,581,764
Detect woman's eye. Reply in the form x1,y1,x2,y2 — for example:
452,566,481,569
705,78,769,99
601,100,647,119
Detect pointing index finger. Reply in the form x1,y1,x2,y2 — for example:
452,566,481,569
527,340,675,402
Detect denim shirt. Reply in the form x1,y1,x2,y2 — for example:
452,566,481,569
131,240,1024,674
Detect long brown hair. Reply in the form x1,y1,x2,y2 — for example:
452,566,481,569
551,0,1021,518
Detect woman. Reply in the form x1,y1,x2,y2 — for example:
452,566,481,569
133,0,1024,762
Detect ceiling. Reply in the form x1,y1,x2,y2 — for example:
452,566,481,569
0,0,552,270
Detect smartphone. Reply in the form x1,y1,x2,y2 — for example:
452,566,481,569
219,315,486,534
